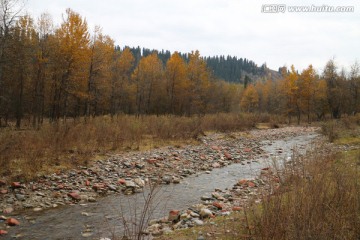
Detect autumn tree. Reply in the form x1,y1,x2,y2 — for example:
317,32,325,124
299,64,317,122
186,50,210,115
240,84,259,112
50,9,90,120
0,0,23,126
349,62,360,114
281,65,301,124
6,15,37,128
86,26,114,117
165,52,188,114
132,52,164,115
30,13,53,128
110,47,135,115
313,79,328,120
323,59,343,119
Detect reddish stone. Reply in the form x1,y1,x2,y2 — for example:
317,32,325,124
0,230,8,235
232,206,243,211
118,179,126,185
92,184,105,191
0,189,7,194
168,210,180,222
52,192,62,198
7,218,20,226
224,152,232,160
57,184,64,189
67,192,81,200
31,185,38,191
85,180,90,186
238,179,248,185
248,181,256,188
11,182,21,188
0,180,6,186
212,162,221,168
211,145,221,151
244,148,252,153
146,159,157,164
212,202,223,210
200,155,206,160
261,167,269,171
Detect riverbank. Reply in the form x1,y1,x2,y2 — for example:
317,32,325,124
157,123,360,240
0,126,320,239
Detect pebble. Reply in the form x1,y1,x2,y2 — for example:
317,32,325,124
193,219,204,226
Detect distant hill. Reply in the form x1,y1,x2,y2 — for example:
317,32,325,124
117,46,281,84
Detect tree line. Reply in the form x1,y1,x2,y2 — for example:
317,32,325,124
0,7,243,128
242,61,360,123
0,4,359,129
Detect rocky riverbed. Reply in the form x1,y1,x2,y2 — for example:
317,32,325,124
0,126,321,239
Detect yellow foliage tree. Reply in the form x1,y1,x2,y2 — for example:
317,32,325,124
299,64,317,122
186,50,210,115
51,8,90,119
165,52,188,114
281,65,300,123
132,52,164,115
240,84,259,112
111,47,135,115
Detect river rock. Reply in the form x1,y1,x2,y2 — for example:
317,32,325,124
124,181,136,188
224,152,232,160
162,176,171,184
201,195,212,201
212,202,223,209
7,218,20,226
200,208,212,218
11,182,22,188
211,192,224,200
212,162,220,168
134,178,145,187
193,219,204,226
3,207,14,214
0,189,7,194
68,192,81,200
168,210,180,222
107,184,118,191
172,177,180,184
15,194,26,201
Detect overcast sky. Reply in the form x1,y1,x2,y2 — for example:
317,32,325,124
25,0,359,72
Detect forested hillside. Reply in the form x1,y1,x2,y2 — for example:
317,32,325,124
121,46,279,84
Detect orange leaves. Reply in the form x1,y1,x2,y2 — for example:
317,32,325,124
166,52,188,113
240,84,259,112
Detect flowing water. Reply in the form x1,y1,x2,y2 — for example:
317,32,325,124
6,132,319,240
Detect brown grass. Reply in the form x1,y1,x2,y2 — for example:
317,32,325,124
248,149,360,239
0,113,283,181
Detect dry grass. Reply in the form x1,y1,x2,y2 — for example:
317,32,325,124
248,147,360,240
0,113,283,181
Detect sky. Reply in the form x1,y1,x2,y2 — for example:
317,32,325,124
25,0,360,73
